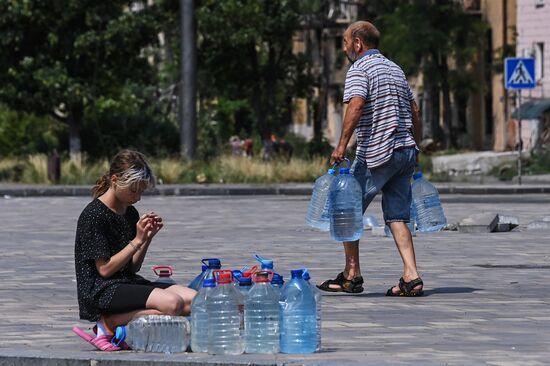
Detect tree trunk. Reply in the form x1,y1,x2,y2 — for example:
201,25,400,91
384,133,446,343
439,54,453,149
68,103,83,162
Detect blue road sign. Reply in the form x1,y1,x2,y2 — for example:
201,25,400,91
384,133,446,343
505,58,536,89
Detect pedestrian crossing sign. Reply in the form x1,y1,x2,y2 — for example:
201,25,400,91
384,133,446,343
505,58,536,89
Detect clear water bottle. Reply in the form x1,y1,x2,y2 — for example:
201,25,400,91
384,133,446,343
237,276,253,297
206,270,244,355
329,159,363,242
279,269,317,354
271,273,285,298
188,258,222,291
302,270,322,352
152,265,176,285
190,278,216,353
306,166,337,231
112,315,190,353
411,172,447,232
244,271,280,353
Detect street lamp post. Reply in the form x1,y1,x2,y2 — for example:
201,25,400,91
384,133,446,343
180,0,197,160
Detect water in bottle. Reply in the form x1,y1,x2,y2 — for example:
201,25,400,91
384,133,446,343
190,278,216,353
411,172,447,232
206,270,244,355
279,269,317,354
188,258,222,291
302,270,322,352
329,159,363,242
306,166,337,231
244,271,280,353
112,315,190,353
271,273,284,297
152,265,176,285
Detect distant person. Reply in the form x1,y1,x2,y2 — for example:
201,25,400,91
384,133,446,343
72,149,196,351
271,134,293,162
318,21,424,296
242,137,254,157
229,135,242,156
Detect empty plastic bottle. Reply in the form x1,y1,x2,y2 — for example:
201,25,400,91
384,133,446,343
206,270,244,355
279,269,317,354
112,315,190,353
152,265,176,285
411,172,447,232
329,159,363,242
244,271,280,353
190,278,216,353
306,166,337,231
188,258,222,291
302,270,322,352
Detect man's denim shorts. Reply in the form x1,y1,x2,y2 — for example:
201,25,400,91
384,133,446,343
350,147,417,224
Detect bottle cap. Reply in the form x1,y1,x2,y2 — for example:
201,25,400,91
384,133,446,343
238,277,252,286
339,168,350,174
328,168,336,175
201,264,208,272
302,272,311,281
271,273,284,285
202,258,222,268
254,254,274,270
413,171,423,180
202,278,216,288
290,269,303,279
213,270,233,284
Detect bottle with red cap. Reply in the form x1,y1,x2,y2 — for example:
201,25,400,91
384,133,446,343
244,271,280,353
206,270,244,355
152,265,176,285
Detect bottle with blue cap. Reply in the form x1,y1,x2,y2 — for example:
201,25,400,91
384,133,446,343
206,270,244,355
190,278,216,353
254,254,284,290
244,270,280,353
271,273,285,296
111,315,189,353
188,258,222,291
306,165,337,231
301,269,322,352
328,158,363,242
237,275,253,296
279,269,317,354
411,171,447,232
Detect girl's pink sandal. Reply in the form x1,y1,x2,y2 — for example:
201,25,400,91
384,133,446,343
72,326,122,352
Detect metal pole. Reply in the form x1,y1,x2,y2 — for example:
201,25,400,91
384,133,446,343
180,0,197,160
517,91,522,185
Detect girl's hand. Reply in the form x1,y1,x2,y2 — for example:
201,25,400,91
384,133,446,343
135,214,153,244
144,212,164,239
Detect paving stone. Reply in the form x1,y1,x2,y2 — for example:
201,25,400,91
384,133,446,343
458,212,499,233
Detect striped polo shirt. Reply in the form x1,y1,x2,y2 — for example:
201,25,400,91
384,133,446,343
343,49,417,169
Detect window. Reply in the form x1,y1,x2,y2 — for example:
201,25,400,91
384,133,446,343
535,0,545,8
534,42,544,82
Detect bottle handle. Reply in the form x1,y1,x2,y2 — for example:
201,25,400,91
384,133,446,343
335,157,351,169
111,326,126,347
201,258,220,267
152,265,173,277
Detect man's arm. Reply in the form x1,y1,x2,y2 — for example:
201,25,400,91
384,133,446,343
411,100,423,148
330,96,365,165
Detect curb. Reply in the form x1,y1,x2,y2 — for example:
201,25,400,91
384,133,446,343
1,183,550,197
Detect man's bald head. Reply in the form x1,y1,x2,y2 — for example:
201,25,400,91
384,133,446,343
346,21,380,49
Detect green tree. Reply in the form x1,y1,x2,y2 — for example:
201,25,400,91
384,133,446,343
0,1,164,159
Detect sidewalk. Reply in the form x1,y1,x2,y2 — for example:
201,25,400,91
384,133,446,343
1,195,549,365
1,181,549,197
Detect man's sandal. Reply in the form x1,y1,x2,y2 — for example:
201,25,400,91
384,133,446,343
386,277,424,297
317,272,364,293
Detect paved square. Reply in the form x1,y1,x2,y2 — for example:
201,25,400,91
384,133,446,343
0,194,549,365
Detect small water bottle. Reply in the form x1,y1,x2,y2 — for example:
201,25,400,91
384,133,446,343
302,269,322,352
306,165,337,231
206,270,244,355
190,278,216,353
152,265,176,285
279,269,317,354
329,158,363,242
188,258,222,291
244,271,280,353
112,315,190,353
237,276,253,297
411,172,447,232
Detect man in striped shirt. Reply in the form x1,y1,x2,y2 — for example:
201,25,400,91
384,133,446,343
318,21,424,297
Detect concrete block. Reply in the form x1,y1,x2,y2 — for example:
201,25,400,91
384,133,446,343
458,213,499,233
431,151,518,176
494,215,520,232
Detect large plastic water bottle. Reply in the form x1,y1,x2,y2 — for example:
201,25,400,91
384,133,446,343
237,276,253,297
279,269,317,354
302,270,322,352
206,270,244,355
244,271,280,353
329,159,363,242
152,265,177,285
306,166,337,231
190,278,216,353
188,258,222,291
411,172,447,232
112,315,190,353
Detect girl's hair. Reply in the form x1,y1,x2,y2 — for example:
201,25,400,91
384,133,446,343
91,149,155,199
